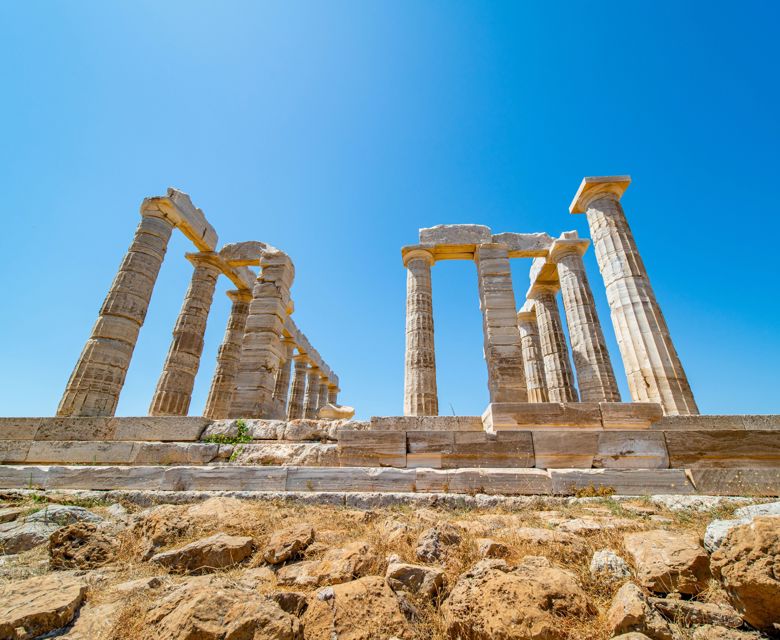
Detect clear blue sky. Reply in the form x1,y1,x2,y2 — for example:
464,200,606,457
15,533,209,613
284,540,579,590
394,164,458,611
1,1,778,419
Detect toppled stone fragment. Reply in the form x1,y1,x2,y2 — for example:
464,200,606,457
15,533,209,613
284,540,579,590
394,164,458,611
476,537,509,558
648,597,742,628
386,562,445,597
590,549,632,582
263,523,314,564
276,540,377,587
606,582,675,640
415,524,461,562
150,532,254,574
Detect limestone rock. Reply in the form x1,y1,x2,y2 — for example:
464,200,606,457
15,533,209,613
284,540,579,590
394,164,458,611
612,634,654,640
386,562,445,597
263,523,314,564
415,524,461,562
557,516,639,534
443,555,592,640
276,540,378,587
0,519,60,554
590,549,632,582
61,602,121,639
710,515,780,631
606,582,675,640
0,507,25,524
106,502,129,522
624,530,711,594
732,500,780,519
419,223,492,245
150,532,254,574
648,597,742,628
318,404,356,420
704,519,750,553
25,504,103,527
141,576,302,640
49,522,119,569
513,526,588,556
0,572,87,639
690,626,762,639
269,591,308,617
303,576,413,640
477,537,510,558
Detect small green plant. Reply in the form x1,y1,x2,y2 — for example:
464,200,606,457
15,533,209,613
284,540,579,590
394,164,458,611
228,445,244,463
204,418,252,445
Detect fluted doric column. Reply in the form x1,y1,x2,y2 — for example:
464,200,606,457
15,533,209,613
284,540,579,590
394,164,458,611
327,384,339,405
570,176,698,415
287,355,308,419
403,248,438,416
303,366,321,419
230,248,295,417
549,234,621,403
317,375,329,413
58,210,175,417
149,252,221,416
476,244,527,403
271,338,296,416
516,309,549,403
528,285,578,402
203,289,252,419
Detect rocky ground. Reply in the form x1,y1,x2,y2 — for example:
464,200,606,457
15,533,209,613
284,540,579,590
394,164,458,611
0,492,778,639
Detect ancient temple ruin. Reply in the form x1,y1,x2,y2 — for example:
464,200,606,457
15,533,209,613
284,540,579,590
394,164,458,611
0,176,777,498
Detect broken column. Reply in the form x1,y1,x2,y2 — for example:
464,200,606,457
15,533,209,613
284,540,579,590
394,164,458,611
476,243,528,403
149,252,222,416
203,289,252,419
527,284,578,402
402,248,438,416
287,355,308,419
230,247,295,418
271,337,296,415
516,308,549,403
549,233,621,403
57,207,175,417
303,365,321,419
570,176,698,414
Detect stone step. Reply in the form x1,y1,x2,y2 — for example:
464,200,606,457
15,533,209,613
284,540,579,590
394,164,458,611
0,464,777,496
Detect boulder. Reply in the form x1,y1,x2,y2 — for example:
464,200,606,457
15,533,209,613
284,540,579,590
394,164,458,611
141,577,302,640
710,515,780,631
303,576,413,640
0,572,87,639
49,522,119,569
1,504,103,555
606,582,674,640
263,523,314,564
416,524,462,562
150,532,254,574
0,507,25,524
590,549,632,582
276,540,378,587
442,555,592,640
386,562,445,597
691,626,762,639
624,530,711,594
25,504,103,527
648,597,742,628
477,537,510,558
513,526,588,557
705,501,780,553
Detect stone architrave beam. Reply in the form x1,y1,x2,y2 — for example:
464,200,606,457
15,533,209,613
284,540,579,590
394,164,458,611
570,176,698,415
412,226,554,262
144,188,218,252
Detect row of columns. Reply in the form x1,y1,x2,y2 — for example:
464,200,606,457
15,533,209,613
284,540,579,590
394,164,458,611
58,209,339,419
402,176,697,416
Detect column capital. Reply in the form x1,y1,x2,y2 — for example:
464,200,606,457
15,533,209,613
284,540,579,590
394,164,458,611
570,176,631,214
516,309,536,324
402,247,435,267
226,289,253,303
292,353,310,366
526,282,560,299
327,383,340,391
548,232,590,262
185,251,224,271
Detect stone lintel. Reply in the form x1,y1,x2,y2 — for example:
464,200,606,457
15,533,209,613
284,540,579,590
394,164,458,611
490,232,553,257
219,241,269,267
569,175,631,214
528,256,558,290
402,243,473,262
419,224,492,246
142,188,218,251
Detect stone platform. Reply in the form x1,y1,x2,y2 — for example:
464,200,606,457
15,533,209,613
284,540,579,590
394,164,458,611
0,414,778,496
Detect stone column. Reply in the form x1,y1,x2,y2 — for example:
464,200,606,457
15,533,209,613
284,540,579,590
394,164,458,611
516,310,549,403
303,366,321,419
570,176,698,415
271,338,296,415
287,355,308,419
528,285,578,402
317,374,329,411
475,244,528,403
327,384,339,405
403,249,438,416
550,235,621,403
203,289,252,419
149,252,222,416
57,211,175,417
230,248,295,418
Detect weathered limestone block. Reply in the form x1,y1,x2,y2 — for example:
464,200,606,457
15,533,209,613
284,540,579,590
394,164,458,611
285,467,417,492
337,431,406,467
601,403,664,429
149,252,222,416
550,469,696,495
532,431,599,468
593,431,669,469
370,416,483,431
527,285,578,402
688,468,780,496
151,187,218,251
419,224,492,246
484,402,602,431
57,211,174,417
0,418,42,440
162,466,288,491
549,233,621,403
415,468,553,495
490,232,553,257
570,176,698,415
403,248,438,416
230,248,294,418
516,310,549,402
406,431,534,468
203,289,252,419
665,430,780,467
287,356,308,420
476,244,527,403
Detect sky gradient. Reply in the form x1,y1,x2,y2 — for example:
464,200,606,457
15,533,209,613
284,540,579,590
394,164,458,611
1,1,778,419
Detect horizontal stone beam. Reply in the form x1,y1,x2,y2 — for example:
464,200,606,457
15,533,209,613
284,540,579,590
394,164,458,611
142,188,218,252
407,232,554,263
490,232,553,257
